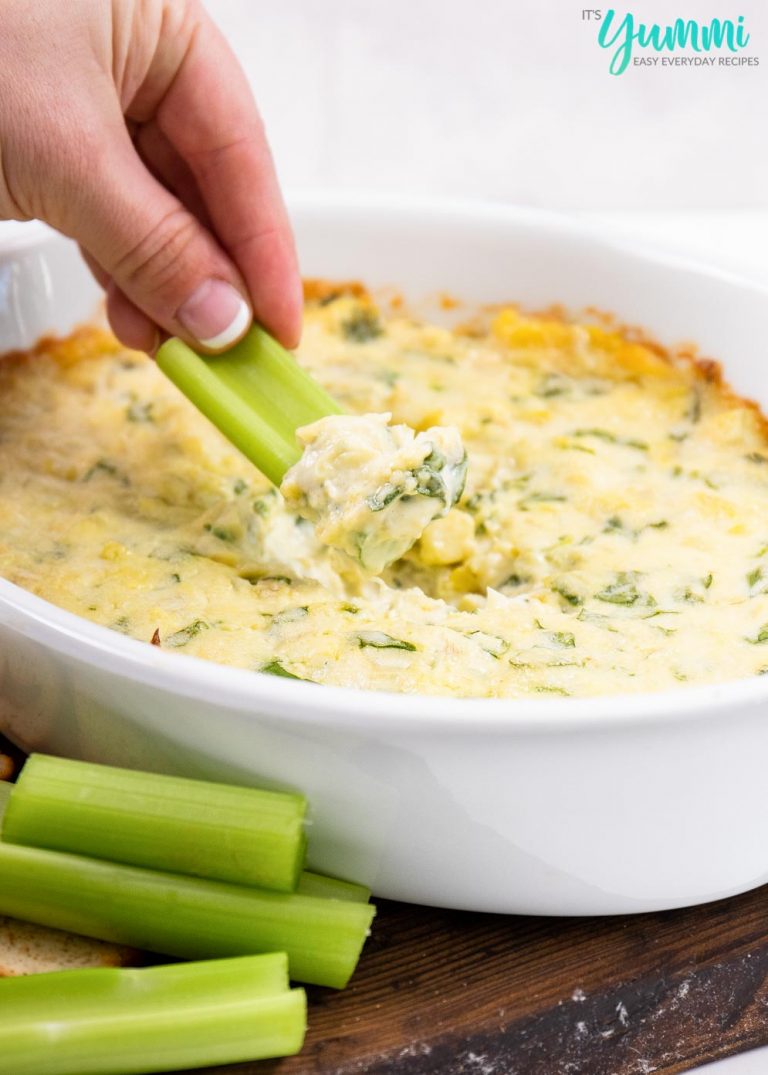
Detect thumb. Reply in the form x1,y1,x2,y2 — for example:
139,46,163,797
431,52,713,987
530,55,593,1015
63,130,252,353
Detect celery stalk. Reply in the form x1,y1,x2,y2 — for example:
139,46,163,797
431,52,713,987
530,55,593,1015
0,954,306,1075
298,870,372,903
3,754,307,893
156,327,343,487
0,842,374,989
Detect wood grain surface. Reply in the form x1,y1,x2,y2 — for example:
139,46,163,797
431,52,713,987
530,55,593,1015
4,735,768,1074
165,886,768,1075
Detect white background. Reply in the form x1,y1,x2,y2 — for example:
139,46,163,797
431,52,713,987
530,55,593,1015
207,0,768,209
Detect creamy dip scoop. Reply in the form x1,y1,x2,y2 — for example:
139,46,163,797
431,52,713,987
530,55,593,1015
281,413,468,573
157,327,468,573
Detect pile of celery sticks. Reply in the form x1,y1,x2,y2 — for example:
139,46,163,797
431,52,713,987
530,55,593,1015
0,753,376,1074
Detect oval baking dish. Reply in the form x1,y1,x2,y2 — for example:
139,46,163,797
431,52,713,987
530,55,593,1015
1,196,768,915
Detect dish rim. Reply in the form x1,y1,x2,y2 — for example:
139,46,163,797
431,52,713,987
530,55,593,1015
2,194,768,736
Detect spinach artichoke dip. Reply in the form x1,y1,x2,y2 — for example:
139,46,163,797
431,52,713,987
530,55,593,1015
281,413,467,573
2,283,768,699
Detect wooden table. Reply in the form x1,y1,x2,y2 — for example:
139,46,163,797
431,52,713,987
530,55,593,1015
3,737,767,1075
179,886,767,1075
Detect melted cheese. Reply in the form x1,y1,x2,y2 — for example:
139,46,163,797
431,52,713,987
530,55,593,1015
2,294,768,699
281,413,467,572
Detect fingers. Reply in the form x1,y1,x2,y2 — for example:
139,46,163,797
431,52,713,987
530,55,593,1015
8,2,299,354
106,283,160,354
79,245,159,353
154,12,303,348
81,125,215,357
65,118,253,353
78,246,110,289
134,120,212,231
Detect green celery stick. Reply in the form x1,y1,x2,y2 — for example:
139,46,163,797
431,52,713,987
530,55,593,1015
0,953,306,1075
157,327,343,487
0,841,374,989
0,780,11,817
2,754,307,893
298,870,372,903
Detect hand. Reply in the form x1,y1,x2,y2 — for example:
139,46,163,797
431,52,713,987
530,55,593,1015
0,0,302,352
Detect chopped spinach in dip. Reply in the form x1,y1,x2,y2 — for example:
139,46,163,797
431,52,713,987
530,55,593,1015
1,287,768,699
281,413,467,572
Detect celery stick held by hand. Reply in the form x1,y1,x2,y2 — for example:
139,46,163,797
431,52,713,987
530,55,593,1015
157,327,468,573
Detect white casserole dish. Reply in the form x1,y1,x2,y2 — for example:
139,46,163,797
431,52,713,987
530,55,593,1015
1,195,768,915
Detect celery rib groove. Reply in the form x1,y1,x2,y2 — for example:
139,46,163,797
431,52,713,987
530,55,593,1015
0,841,374,989
2,754,307,893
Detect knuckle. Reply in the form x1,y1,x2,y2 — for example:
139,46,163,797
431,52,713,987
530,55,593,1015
230,222,284,258
113,208,201,298
187,126,266,177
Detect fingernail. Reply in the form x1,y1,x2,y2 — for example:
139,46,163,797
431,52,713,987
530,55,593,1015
177,279,251,349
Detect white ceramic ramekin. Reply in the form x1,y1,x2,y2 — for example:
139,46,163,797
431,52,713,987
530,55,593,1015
2,196,768,915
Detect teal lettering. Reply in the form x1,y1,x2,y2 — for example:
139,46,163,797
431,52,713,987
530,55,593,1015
598,8,637,75
596,11,751,75
670,20,702,51
700,19,735,50
736,15,750,49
